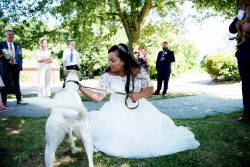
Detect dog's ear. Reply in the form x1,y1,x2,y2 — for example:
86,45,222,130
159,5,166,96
77,71,83,81
63,70,70,77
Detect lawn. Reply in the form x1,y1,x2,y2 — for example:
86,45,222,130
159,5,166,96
0,111,249,167
8,92,195,102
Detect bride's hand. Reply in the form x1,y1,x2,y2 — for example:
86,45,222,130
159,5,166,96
128,92,141,102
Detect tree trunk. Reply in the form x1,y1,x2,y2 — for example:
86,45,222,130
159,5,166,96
114,0,152,53
128,28,140,54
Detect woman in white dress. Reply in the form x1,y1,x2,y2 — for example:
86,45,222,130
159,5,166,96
79,43,200,158
36,39,53,97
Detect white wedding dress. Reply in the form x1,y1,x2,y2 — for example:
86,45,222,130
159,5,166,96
88,68,200,158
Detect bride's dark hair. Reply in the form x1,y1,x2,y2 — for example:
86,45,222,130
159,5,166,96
106,43,141,94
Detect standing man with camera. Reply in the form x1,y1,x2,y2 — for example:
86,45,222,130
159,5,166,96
153,41,175,96
229,0,250,122
0,30,27,106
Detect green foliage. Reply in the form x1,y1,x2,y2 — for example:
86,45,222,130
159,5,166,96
0,18,67,51
200,54,208,69
0,0,240,50
141,22,200,79
1,1,185,50
149,63,157,79
205,53,240,82
0,0,236,79
79,44,107,77
191,0,238,19
0,0,53,22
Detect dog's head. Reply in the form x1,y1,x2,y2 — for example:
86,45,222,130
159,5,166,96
63,70,83,90
64,70,82,81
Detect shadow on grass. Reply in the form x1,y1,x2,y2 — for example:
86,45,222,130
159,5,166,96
0,111,250,167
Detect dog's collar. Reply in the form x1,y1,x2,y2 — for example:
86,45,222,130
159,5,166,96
65,80,81,87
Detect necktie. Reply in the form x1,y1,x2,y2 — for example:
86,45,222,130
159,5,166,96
70,50,73,62
10,43,14,65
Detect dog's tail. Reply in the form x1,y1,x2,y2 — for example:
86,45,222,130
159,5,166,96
26,92,87,120
51,102,87,120
52,90,87,120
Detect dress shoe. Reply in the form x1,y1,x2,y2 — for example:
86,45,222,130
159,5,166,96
162,92,167,97
17,101,28,105
153,92,160,96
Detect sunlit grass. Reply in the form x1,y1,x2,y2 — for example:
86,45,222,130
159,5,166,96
0,111,249,166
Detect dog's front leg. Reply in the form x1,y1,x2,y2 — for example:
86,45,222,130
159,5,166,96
69,127,78,154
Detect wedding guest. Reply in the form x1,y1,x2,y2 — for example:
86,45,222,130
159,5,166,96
62,39,80,70
137,45,149,72
36,39,53,97
153,41,175,96
0,30,27,106
229,0,250,121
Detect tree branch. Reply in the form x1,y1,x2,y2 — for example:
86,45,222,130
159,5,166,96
114,0,131,39
138,0,153,25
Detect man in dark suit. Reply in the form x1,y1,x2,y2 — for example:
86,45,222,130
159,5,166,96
0,30,27,106
229,0,250,122
153,41,175,96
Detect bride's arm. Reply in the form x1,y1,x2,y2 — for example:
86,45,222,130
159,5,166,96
129,67,154,102
140,86,154,97
79,86,104,102
128,86,154,102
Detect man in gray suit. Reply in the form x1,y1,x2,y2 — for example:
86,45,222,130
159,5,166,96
0,30,27,106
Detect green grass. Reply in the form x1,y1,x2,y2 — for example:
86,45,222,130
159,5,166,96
0,111,250,167
8,92,194,102
7,94,38,98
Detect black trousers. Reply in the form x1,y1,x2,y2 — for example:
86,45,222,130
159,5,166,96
238,57,250,114
1,64,21,102
155,71,171,94
66,65,79,71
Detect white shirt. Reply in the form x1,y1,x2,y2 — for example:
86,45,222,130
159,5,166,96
7,41,16,64
237,10,245,20
62,48,80,67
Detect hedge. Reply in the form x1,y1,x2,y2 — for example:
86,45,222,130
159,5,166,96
205,53,240,82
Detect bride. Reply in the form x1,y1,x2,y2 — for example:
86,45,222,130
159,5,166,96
79,43,200,158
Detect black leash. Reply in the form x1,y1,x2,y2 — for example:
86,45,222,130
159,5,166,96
65,80,139,109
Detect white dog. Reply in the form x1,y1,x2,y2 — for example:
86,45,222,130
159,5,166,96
44,70,94,167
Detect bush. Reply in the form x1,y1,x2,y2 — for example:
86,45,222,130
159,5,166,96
148,61,157,79
205,53,240,82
